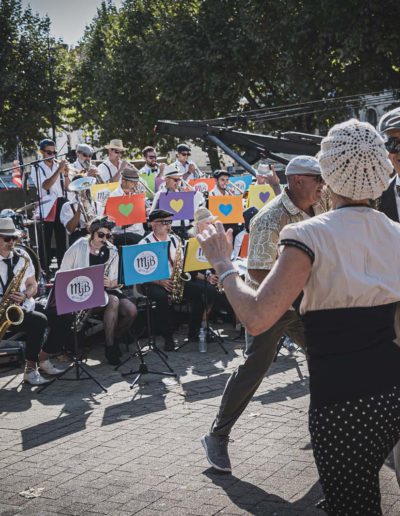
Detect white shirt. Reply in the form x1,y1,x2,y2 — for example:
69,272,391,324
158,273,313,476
150,188,205,227
32,162,64,199
97,159,121,183
139,163,160,176
209,186,228,196
280,207,400,314
60,199,103,233
60,238,119,282
232,230,246,260
175,159,198,181
138,232,180,276
0,250,36,312
109,186,145,235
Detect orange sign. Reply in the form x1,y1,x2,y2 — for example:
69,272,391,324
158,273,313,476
105,194,146,226
208,195,244,224
189,178,216,193
239,233,249,258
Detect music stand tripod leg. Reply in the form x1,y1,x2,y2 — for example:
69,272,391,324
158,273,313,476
37,315,108,393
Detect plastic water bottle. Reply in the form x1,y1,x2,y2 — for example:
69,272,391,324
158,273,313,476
198,328,207,353
38,273,47,297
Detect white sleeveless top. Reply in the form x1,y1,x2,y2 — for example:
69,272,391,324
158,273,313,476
279,206,400,314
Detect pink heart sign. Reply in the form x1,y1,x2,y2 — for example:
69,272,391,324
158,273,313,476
259,191,270,204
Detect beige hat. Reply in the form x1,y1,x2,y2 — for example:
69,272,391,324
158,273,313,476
0,218,21,237
319,118,392,200
194,207,217,224
104,139,127,151
164,163,182,178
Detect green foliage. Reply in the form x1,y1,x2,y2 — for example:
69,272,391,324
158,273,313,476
0,0,68,156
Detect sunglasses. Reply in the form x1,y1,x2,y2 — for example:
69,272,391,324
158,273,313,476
2,236,18,242
179,152,190,156
97,231,112,239
301,174,324,183
111,149,122,154
44,150,57,155
157,220,173,225
385,138,400,154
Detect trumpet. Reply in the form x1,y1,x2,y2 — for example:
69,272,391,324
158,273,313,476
138,177,155,196
226,182,245,195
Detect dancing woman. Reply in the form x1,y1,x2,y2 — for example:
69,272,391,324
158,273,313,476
198,119,400,515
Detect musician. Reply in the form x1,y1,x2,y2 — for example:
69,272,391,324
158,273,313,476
377,107,400,222
0,218,63,385
201,155,326,473
109,167,146,246
71,144,98,178
151,164,205,240
32,139,69,269
97,139,129,183
175,144,199,180
209,170,233,196
139,146,165,178
60,175,103,245
138,210,205,351
59,217,137,365
255,163,281,196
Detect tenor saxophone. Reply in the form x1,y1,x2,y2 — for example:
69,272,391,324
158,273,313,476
0,253,29,341
169,239,191,304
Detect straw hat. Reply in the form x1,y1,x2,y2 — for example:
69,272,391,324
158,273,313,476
104,139,127,151
194,207,217,225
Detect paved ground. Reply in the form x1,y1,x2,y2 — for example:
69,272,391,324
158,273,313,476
1,325,399,516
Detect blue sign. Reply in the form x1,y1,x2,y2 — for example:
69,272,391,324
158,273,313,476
229,175,253,194
122,241,170,286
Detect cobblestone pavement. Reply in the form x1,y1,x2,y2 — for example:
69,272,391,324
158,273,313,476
0,326,399,515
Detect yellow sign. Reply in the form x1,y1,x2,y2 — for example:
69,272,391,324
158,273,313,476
247,185,276,209
183,237,211,272
90,182,119,206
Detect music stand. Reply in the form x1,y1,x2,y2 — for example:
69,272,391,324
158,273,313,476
118,242,178,388
38,265,107,393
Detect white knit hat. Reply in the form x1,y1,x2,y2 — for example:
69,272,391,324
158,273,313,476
318,119,392,200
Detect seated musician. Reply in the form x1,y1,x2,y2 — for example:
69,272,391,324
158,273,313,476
108,167,147,246
151,164,205,240
60,175,103,245
0,218,62,385
138,210,205,351
57,217,137,365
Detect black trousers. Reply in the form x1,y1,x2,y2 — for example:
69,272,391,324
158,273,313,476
40,199,67,270
144,279,215,339
8,310,48,362
44,307,74,353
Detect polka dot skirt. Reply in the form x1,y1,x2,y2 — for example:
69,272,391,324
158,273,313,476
309,386,400,515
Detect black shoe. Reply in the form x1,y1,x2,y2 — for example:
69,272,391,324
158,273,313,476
105,346,121,366
164,338,175,352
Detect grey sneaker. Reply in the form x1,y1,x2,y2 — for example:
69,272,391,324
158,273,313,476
201,433,232,473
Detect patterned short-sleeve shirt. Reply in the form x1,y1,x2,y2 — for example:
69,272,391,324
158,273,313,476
246,188,327,290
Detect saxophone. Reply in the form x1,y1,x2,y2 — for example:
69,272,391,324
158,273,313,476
0,253,29,341
169,238,191,305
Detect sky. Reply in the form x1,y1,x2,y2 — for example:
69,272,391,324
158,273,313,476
21,0,123,46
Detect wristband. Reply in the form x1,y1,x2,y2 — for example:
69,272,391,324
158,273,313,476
219,268,238,285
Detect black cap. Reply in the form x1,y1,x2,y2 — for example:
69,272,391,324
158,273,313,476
149,209,174,222
177,144,191,153
243,206,258,232
89,216,115,233
39,138,56,150
214,169,231,179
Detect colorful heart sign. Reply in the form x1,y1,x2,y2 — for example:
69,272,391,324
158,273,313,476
248,185,276,209
105,194,146,226
208,195,244,224
158,191,195,220
189,178,216,192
